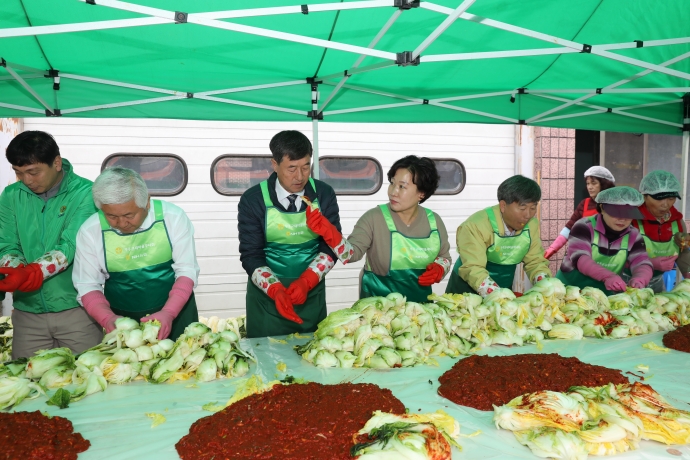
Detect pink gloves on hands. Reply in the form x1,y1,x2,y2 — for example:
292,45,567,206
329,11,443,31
603,275,627,292
82,290,121,333
141,276,195,340
650,255,677,272
544,235,568,259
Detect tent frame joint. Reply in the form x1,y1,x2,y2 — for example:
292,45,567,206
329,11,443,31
581,43,592,53
423,99,429,104
518,119,526,125
45,108,61,117
307,110,323,120
85,0,96,5
46,69,60,90
635,40,644,48
174,12,188,24
394,0,419,10
396,51,420,66
0,58,5,68
607,108,612,113
301,5,309,15
186,92,193,98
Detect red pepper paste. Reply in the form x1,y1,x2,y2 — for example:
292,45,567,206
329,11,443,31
663,324,690,353
0,410,90,460
176,382,405,460
438,353,629,411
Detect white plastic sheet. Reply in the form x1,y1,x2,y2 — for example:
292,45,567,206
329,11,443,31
15,331,690,459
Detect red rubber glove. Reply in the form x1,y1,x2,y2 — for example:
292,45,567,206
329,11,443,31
417,263,445,286
0,264,43,293
286,270,320,305
305,206,342,248
513,292,524,298
544,235,568,259
267,283,303,324
604,274,627,292
650,255,677,272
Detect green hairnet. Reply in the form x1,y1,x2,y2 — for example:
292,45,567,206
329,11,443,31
595,186,644,206
639,170,681,195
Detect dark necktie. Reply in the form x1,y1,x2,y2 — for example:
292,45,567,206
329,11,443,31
286,194,298,212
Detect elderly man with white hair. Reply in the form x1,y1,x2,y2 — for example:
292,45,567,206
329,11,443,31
73,167,200,340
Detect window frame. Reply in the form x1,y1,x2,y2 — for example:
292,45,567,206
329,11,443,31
210,154,274,196
313,155,383,196
101,153,188,197
432,158,466,195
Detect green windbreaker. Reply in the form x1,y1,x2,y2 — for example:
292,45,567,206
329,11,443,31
0,159,97,313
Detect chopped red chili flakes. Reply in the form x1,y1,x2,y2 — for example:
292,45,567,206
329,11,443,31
438,353,629,411
0,410,90,460
663,324,690,353
176,382,405,460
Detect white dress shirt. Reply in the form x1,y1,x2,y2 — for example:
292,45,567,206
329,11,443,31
73,199,200,304
275,179,304,212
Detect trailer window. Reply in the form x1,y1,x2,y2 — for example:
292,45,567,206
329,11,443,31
316,157,382,195
433,159,466,195
101,154,187,196
211,155,273,195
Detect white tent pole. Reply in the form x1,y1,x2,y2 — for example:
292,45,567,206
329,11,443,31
0,17,167,39
412,0,476,60
196,0,393,19
613,100,682,111
61,73,178,95
0,102,46,114
0,74,43,81
429,101,518,123
528,87,690,94
527,92,595,123
324,101,421,115
434,90,516,102
4,64,52,113
595,50,690,82
537,109,608,123
422,47,578,62
597,36,690,51
319,9,402,113
610,110,683,128
312,118,320,180
682,129,689,215
319,62,395,81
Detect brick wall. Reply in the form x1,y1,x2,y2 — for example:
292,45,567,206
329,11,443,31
533,127,576,275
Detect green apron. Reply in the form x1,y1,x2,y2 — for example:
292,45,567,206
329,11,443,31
100,200,198,341
245,178,326,338
637,220,679,292
446,208,531,295
556,216,629,296
360,205,441,303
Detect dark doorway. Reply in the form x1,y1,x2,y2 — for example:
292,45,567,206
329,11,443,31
574,130,600,209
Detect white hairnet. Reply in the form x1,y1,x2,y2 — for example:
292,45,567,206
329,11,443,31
595,186,644,206
639,170,681,195
584,166,615,183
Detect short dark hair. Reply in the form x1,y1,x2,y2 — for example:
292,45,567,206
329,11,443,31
6,131,60,167
585,176,615,193
497,175,541,205
269,131,312,164
387,155,440,204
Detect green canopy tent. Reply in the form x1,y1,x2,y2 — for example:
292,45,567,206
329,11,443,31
1,0,689,190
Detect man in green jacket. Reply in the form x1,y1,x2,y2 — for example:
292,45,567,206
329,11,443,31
0,131,102,359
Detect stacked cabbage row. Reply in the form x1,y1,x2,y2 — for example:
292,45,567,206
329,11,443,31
296,292,476,369
493,382,690,459
0,318,255,410
199,314,246,337
0,317,11,363
298,279,690,368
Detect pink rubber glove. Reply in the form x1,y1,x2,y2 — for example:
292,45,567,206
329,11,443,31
141,276,195,340
603,275,627,292
576,256,617,282
629,263,653,288
82,290,121,333
629,278,647,289
650,255,677,272
544,235,568,259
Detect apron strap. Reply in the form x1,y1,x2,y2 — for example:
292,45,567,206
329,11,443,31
379,204,397,232
153,199,164,221
485,208,500,233
98,210,110,230
425,208,437,231
672,220,680,234
636,219,647,236
260,178,318,209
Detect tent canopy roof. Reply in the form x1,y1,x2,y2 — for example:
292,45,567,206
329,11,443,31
1,0,689,134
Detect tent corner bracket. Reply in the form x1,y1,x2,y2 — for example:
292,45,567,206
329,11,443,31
46,69,60,90
301,5,309,14
175,12,188,24
394,0,420,10
45,109,61,117
396,51,420,66
307,110,323,120
581,44,592,53
635,40,644,48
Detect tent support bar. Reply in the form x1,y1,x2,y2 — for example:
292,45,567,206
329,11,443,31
319,62,395,81
610,110,683,128
614,99,682,111
324,101,420,115
322,81,421,102
527,92,595,123
197,80,305,97
196,95,306,115
527,87,690,94
412,0,476,60
434,90,516,103
682,129,689,216
0,74,43,81
60,95,186,114
4,64,52,113
61,73,178,95
537,109,608,123
0,17,167,39
429,101,517,123
594,49,690,82
0,102,45,114
312,118,319,179
319,9,402,113
195,0,393,20
422,47,578,62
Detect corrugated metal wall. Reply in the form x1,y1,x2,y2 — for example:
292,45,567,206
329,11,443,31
23,118,516,317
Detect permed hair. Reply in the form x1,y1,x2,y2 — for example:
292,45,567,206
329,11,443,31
92,167,149,209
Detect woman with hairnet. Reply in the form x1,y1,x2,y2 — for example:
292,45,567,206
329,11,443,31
631,170,690,291
556,187,653,295
544,166,615,259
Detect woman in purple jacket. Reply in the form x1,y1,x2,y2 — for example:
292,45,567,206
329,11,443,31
556,187,653,295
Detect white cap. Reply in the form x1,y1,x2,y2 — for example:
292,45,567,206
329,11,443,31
584,166,615,183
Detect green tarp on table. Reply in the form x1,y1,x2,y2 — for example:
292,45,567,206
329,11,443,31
1,0,689,134
13,332,690,459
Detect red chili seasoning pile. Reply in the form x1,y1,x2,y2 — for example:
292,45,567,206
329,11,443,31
663,324,690,353
0,410,90,460
176,382,405,460
438,353,629,411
